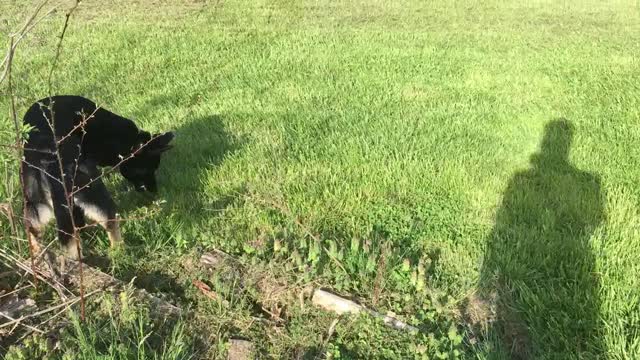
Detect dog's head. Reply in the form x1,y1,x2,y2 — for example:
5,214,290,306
120,131,174,192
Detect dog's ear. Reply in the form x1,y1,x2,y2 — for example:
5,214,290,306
148,131,175,154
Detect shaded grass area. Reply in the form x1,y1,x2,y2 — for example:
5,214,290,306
1,0,639,358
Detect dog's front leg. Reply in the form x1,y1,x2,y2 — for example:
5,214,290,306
106,217,122,248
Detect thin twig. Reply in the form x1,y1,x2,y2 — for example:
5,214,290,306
0,248,73,300
0,143,56,154
47,0,81,94
0,285,33,300
0,0,56,85
0,312,45,334
56,107,99,146
22,159,65,186
69,109,99,197
40,109,85,319
10,0,49,37
43,1,84,318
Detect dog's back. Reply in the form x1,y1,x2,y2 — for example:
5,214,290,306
24,95,139,167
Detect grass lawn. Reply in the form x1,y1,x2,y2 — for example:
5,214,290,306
1,0,639,358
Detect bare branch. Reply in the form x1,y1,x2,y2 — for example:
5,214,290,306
10,0,49,38
38,7,86,298
0,247,74,300
7,40,19,143
22,158,64,186
56,107,100,146
0,0,57,85
0,143,56,155
68,109,99,193
48,0,81,94
5,33,40,287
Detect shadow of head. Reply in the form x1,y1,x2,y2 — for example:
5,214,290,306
158,115,243,225
532,118,574,166
157,114,244,207
163,115,237,179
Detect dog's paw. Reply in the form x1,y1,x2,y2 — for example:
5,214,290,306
63,240,82,261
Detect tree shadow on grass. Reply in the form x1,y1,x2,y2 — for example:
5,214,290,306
477,119,605,358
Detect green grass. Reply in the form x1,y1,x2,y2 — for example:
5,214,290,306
1,0,640,358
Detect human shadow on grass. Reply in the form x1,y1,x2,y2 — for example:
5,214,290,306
476,119,605,359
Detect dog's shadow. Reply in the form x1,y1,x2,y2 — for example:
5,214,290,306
98,113,243,250
85,114,243,296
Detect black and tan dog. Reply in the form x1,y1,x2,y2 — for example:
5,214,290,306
22,95,174,260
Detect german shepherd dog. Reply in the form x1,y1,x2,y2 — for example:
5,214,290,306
22,95,174,260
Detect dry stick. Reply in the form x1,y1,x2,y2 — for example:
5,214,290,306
7,238,58,293
0,248,70,299
0,285,33,300
0,312,45,335
16,297,77,343
33,239,59,264
0,290,99,332
311,289,419,333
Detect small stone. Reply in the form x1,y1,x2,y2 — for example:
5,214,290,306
227,339,254,360
200,252,225,271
